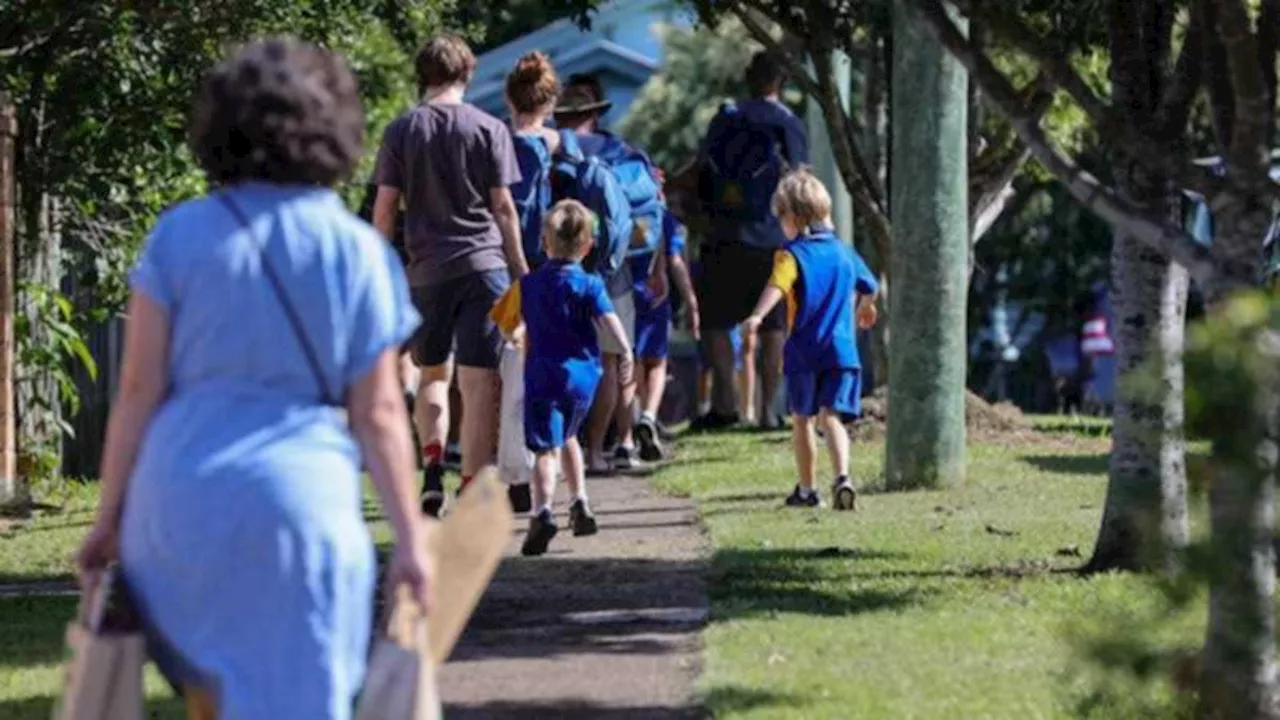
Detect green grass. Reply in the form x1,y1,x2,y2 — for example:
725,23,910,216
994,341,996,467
652,428,1206,720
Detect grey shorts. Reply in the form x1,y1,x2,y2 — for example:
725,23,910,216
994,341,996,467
408,269,509,370
597,290,636,356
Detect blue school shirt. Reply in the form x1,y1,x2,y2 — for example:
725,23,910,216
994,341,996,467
632,211,686,304
781,230,878,375
515,260,614,399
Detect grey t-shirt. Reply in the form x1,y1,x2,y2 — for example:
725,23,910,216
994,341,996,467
374,103,521,286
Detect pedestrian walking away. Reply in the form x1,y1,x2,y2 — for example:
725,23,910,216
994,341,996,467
371,34,530,518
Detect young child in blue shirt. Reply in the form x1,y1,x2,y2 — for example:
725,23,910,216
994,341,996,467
743,169,879,511
491,200,635,556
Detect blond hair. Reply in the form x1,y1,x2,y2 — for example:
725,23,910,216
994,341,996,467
771,168,833,231
543,200,595,259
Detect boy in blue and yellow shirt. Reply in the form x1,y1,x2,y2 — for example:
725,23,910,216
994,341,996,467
491,200,635,556
743,169,879,511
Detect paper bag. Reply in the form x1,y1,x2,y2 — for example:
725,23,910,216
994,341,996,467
356,587,442,720
426,468,515,663
53,569,145,720
497,344,534,488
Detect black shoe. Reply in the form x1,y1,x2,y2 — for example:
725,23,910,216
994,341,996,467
420,463,446,518
689,411,739,433
784,485,821,508
569,499,599,537
635,417,665,462
521,510,558,556
508,483,532,514
832,476,858,511
614,445,640,471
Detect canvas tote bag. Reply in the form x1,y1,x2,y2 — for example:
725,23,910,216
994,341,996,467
53,567,145,720
497,343,534,488
356,585,442,720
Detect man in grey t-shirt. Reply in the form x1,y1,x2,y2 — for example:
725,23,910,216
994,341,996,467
372,34,528,517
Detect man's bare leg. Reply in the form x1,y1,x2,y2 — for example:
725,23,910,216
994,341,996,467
758,330,786,429
416,359,452,516
457,365,500,490
585,354,621,472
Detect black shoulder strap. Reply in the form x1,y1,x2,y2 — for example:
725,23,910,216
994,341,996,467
217,194,342,407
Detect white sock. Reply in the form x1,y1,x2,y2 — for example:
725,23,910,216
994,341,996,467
536,503,552,517
798,486,815,499
572,493,589,506
640,411,656,424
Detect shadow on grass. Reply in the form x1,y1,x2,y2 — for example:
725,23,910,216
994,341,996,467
1022,453,1110,476
0,696,187,720
704,685,810,716
444,700,704,718
710,547,924,620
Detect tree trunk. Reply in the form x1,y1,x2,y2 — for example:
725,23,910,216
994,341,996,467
0,92,19,512
862,28,891,391
16,190,64,482
885,1,968,490
1198,200,1279,720
1085,0,1189,574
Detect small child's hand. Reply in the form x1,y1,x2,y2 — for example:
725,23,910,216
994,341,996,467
856,299,878,329
510,323,528,350
742,314,763,337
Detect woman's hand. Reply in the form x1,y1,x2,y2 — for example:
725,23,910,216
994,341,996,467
75,520,120,590
388,533,434,613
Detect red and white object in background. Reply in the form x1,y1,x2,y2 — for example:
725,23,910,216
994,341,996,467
1081,313,1115,358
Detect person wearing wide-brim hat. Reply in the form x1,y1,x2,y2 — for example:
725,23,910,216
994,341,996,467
552,83,613,120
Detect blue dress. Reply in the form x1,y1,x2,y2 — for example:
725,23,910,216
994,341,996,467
119,183,419,720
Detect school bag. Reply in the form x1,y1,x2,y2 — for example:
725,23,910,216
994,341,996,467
510,134,553,269
594,133,665,258
699,102,791,223
550,130,633,279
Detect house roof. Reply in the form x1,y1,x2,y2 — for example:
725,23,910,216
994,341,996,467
466,38,659,113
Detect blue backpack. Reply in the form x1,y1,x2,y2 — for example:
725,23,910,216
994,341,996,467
511,133,553,269
700,102,790,223
595,133,665,258
551,130,633,279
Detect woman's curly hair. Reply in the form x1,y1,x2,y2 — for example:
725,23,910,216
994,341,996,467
190,38,364,186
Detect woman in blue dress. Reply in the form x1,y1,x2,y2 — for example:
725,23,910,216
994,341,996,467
74,39,432,719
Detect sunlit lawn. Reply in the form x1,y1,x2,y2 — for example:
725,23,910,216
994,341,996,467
652,420,1208,720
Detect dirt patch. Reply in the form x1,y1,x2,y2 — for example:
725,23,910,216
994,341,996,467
850,389,1078,446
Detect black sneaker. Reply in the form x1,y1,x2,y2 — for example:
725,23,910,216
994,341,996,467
569,499,599,536
784,485,821,508
614,445,640,471
521,510,558,557
508,483,532,514
832,476,858,512
656,420,677,442
420,463,446,518
689,411,739,433
635,417,665,462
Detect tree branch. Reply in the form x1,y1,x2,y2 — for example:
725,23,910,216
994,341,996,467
906,0,1230,294
959,0,1231,203
1212,0,1273,177
969,81,1053,242
1258,0,1279,149
1155,0,1206,136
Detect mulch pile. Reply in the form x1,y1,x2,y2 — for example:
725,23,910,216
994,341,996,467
850,388,1043,444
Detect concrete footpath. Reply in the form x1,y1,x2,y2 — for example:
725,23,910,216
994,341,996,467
440,471,709,718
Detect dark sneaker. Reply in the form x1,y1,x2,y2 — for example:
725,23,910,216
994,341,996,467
508,483,532,514
614,445,640,471
569,499,599,537
689,411,739,433
444,443,462,470
832,476,858,512
784,485,821,508
521,510,558,557
420,463,446,518
635,417,665,462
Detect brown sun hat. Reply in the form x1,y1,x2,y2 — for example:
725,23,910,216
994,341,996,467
553,84,612,116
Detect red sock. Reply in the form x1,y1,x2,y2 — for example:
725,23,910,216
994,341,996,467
422,442,443,467
459,475,474,492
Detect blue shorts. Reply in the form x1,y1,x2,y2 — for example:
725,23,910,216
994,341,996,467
698,327,744,371
634,298,672,361
787,369,863,420
524,360,601,452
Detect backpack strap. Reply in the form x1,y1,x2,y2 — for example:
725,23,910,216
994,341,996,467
217,193,342,408
556,129,585,164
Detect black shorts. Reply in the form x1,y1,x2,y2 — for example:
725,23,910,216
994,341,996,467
407,269,509,370
698,241,787,332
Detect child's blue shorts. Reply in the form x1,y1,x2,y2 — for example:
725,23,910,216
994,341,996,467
524,360,601,452
786,368,863,421
698,327,744,371
634,298,672,361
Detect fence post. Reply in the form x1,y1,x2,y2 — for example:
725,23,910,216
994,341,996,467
0,92,20,511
